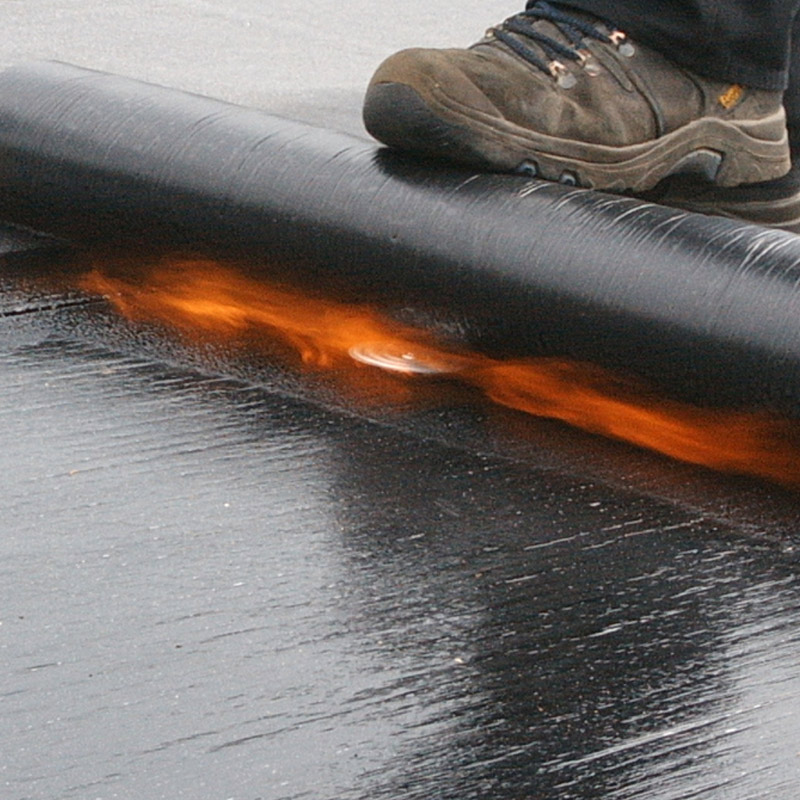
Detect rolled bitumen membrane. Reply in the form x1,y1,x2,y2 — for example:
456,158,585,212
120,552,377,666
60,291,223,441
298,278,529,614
2,61,800,414
0,221,69,267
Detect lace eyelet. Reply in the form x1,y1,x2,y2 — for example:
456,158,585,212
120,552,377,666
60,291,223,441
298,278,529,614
577,49,601,76
549,60,577,89
610,30,635,57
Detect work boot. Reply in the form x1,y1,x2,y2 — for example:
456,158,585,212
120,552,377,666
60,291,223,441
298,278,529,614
363,1,790,192
643,144,800,233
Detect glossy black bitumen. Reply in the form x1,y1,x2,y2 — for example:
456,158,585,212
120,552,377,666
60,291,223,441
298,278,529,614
3,3,800,798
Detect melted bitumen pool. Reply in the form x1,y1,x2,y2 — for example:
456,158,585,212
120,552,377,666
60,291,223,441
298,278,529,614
3,239,800,799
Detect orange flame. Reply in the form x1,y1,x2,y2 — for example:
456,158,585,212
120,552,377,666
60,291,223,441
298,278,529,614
82,264,408,364
80,258,800,489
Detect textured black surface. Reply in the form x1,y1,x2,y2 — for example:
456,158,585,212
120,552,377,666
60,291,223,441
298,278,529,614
0,221,67,262
3,63,800,413
2,18,800,800
4,265,800,800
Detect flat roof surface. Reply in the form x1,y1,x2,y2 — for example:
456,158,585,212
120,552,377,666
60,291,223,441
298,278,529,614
3,4,800,799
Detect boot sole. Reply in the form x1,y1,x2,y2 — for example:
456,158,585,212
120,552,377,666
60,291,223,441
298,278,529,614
651,180,800,232
364,82,790,192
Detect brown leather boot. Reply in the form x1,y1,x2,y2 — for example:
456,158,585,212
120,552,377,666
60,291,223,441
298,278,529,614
363,1,790,192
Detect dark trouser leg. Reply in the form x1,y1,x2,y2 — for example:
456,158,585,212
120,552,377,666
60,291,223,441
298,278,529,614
786,11,800,145
559,0,800,89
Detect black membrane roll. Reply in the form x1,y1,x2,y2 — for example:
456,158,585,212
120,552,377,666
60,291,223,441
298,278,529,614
2,61,800,414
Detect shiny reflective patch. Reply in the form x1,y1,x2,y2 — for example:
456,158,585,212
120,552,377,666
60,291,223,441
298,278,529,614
349,343,462,375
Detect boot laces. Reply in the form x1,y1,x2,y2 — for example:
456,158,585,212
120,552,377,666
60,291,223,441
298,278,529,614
487,1,630,83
